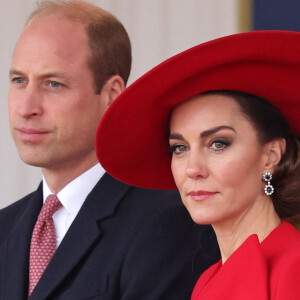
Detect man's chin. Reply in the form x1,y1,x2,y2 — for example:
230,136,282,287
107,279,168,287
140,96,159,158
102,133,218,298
19,154,49,168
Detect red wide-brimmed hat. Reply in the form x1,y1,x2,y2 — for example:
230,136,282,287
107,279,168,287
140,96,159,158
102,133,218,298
96,30,300,190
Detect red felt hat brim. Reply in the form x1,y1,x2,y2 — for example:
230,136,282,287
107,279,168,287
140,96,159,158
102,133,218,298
96,30,300,190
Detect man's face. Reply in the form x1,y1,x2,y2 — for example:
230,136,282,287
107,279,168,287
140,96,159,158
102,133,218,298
8,14,107,172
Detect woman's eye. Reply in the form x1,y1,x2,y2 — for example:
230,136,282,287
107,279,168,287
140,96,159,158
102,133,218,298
210,139,230,151
169,144,188,155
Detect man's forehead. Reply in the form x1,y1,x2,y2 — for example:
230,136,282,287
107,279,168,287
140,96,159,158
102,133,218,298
15,15,88,57
23,12,87,40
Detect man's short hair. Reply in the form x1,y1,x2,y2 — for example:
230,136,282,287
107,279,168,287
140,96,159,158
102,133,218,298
28,0,132,94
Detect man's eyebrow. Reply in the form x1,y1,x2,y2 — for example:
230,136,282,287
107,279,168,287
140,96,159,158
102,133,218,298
9,69,68,80
9,69,24,77
200,126,236,138
39,72,67,79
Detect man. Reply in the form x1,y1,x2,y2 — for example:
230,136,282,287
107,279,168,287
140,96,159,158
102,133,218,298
0,1,219,299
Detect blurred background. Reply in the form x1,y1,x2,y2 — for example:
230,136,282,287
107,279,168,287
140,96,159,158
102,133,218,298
0,0,299,208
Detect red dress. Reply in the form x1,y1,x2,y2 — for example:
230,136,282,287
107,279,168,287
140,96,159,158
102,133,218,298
191,221,300,300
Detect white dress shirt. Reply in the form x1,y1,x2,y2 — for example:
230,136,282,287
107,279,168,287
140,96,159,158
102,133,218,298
43,163,105,248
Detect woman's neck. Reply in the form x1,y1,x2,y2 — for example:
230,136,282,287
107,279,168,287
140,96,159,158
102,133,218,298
213,197,281,264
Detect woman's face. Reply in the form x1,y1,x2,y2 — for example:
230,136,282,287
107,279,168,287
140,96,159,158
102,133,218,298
169,93,271,226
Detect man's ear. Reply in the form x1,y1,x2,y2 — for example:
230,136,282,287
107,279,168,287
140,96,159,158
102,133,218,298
263,138,286,172
100,75,125,109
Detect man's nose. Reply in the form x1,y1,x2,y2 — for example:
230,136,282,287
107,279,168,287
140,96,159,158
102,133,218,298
17,85,43,118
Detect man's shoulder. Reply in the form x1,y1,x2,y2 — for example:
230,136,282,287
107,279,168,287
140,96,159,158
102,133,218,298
120,203,220,299
0,191,35,216
126,186,181,206
116,185,183,224
0,191,37,234
90,173,182,218
129,202,217,251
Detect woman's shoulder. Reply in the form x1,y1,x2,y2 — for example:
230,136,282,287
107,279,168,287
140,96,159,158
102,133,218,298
192,235,269,299
192,223,300,300
259,221,300,299
262,221,300,261
268,240,300,299
268,221,300,268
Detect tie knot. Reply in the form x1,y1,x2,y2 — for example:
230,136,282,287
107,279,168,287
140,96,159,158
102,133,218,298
39,194,62,222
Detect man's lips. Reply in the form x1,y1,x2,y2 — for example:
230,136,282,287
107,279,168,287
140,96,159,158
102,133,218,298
16,127,50,142
187,190,217,201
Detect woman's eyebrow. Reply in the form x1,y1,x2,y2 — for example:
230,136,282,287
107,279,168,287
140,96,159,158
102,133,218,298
200,126,236,138
169,133,184,140
169,126,235,140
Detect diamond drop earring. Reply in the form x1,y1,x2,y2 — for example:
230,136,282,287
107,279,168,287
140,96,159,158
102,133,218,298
262,172,274,195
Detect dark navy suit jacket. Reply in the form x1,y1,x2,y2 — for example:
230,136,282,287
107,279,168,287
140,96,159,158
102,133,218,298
0,173,219,299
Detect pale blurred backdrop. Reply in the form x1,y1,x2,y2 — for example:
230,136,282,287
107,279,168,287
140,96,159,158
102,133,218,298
0,0,245,208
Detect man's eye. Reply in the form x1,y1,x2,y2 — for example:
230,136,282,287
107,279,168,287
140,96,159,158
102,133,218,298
49,81,61,88
13,77,25,84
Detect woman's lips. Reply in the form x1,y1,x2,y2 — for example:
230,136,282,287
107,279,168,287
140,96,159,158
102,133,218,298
188,190,217,201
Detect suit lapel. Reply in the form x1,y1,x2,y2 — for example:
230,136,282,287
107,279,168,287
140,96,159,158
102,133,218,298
2,184,43,300
29,173,131,299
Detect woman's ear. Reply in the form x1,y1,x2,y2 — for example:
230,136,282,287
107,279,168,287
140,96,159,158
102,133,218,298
263,138,286,171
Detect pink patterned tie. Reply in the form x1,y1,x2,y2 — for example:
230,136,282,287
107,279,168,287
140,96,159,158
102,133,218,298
28,194,62,295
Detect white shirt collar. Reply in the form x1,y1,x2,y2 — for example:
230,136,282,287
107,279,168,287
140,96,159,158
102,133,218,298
43,163,105,215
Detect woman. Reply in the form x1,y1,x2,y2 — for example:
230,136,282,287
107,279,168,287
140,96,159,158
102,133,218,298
96,31,300,299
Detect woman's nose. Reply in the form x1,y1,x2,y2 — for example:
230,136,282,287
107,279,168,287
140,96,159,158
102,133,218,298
185,150,209,179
